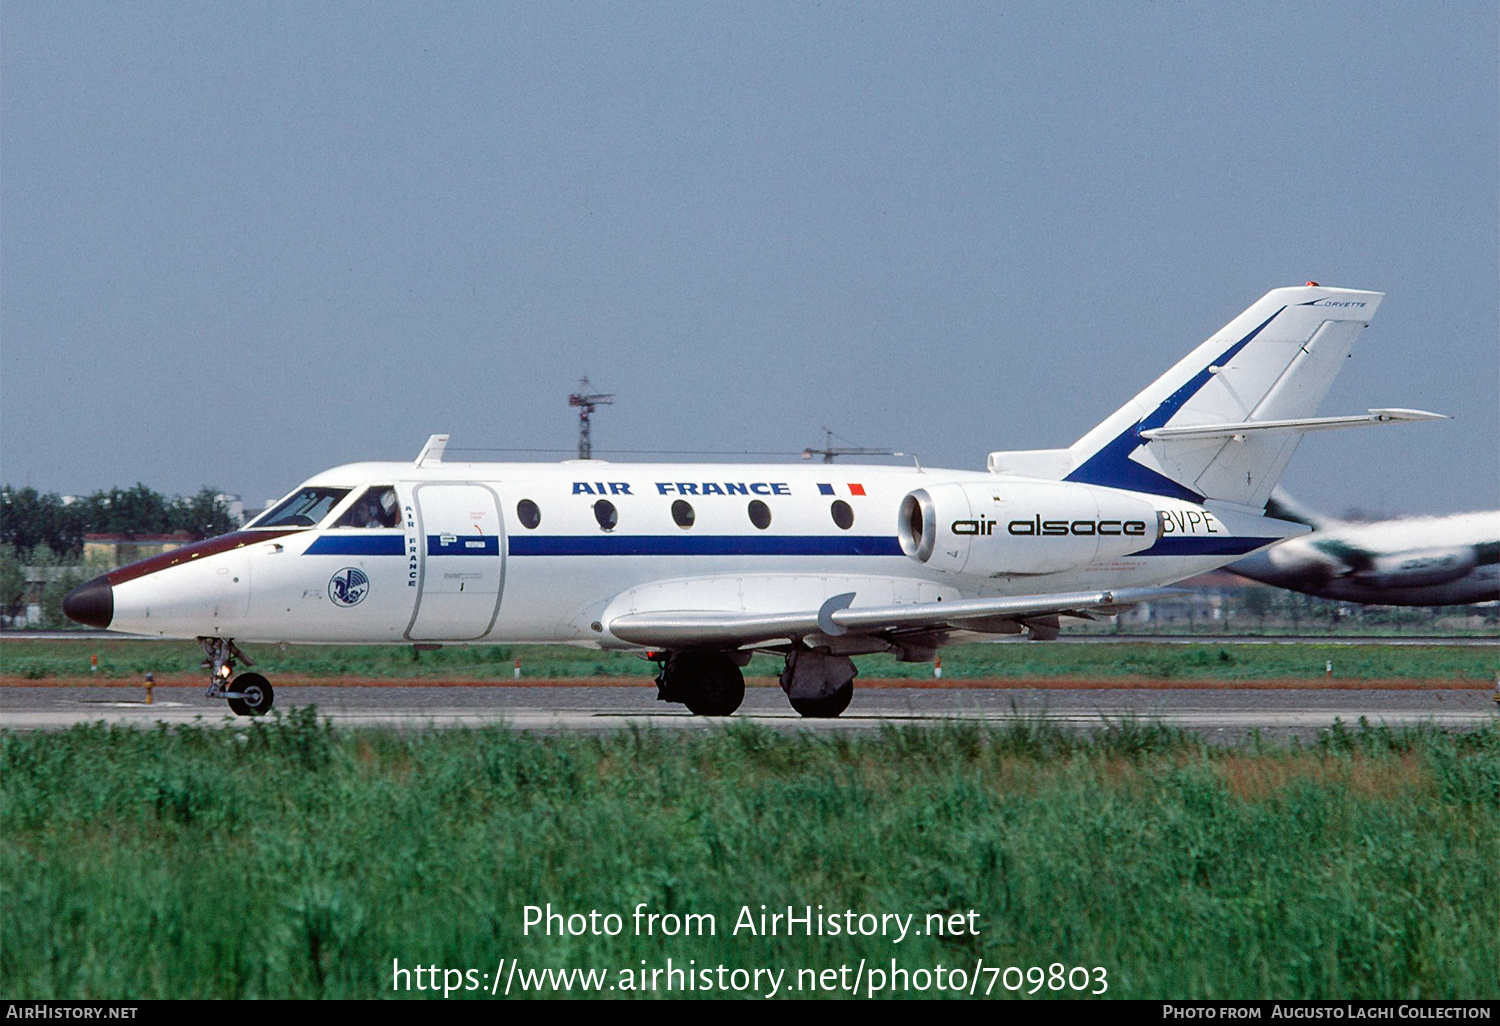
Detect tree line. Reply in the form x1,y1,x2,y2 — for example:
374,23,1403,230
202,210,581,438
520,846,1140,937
0,484,238,559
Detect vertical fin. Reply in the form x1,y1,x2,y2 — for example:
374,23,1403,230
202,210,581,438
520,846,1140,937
1062,285,1383,507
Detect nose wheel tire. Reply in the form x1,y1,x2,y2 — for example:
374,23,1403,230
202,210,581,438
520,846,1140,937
227,673,274,717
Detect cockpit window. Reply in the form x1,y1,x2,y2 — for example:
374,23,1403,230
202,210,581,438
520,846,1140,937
332,486,400,529
249,488,351,528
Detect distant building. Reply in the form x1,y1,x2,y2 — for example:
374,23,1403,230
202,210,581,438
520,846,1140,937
1114,569,1247,627
1116,591,1224,626
82,532,192,569
8,565,81,627
216,493,246,527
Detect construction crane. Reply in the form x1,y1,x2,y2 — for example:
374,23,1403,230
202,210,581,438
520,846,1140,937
801,427,902,463
568,376,614,460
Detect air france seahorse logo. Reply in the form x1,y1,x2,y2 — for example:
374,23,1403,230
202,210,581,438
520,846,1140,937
328,567,370,607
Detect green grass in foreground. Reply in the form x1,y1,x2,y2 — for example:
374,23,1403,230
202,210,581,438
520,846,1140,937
2,714,1497,999
3,639,1497,682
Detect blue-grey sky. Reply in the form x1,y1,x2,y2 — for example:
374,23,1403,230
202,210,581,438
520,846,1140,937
3,2,1496,516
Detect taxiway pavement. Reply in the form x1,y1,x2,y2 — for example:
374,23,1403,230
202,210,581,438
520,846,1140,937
2,683,1494,741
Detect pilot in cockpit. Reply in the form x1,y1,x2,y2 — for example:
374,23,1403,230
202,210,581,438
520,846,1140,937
353,488,399,528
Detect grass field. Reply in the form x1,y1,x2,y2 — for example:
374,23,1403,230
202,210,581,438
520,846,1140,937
2,714,1496,999
3,638,1497,684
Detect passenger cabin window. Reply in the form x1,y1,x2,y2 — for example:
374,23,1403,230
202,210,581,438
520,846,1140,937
830,500,854,530
332,487,400,529
251,488,351,528
747,500,771,530
594,500,618,531
517,499,541,530
671,500,695,529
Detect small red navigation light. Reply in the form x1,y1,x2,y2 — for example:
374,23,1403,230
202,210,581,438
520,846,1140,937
1305,281,1320,287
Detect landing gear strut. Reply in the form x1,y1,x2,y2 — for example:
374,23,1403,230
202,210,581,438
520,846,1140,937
655,651,745,716
199,637,275,716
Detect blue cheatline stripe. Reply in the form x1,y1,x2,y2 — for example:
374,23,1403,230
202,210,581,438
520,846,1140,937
303,535,405,556
1137,536,1278,557
508,534,905,557
427,535,501,556
1065,307,1285,501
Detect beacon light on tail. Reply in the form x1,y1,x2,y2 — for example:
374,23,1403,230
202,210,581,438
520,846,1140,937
67,284,1444,718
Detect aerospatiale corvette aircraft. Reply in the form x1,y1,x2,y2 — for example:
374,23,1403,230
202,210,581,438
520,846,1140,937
65,284,1444,717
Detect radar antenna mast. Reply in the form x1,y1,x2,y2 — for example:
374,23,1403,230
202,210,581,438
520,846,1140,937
568,376,615,460
802,427,901,463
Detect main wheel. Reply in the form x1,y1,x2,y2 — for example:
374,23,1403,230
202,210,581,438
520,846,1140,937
789,680,853,718
228,673,274,716
672,652,745,717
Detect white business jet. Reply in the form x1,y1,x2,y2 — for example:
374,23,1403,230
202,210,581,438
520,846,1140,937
65,284,1442,717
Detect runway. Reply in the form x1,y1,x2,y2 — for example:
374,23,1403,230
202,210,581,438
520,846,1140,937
2,683,1495,740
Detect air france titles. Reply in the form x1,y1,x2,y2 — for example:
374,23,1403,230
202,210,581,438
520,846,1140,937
657,482,790,496
572,482,634,495
570,481,792,496
405,503,419,587
568,482,792,496
567,480,792,498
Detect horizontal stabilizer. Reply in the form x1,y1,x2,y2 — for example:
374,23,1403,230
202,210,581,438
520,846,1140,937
1139,408,1448,441
607,587,1187,648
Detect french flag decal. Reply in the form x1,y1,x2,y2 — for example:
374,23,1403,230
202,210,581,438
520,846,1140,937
818,483,867,496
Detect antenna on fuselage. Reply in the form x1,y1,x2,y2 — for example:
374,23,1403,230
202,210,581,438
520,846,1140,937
568,376,614,460
416,433,449,467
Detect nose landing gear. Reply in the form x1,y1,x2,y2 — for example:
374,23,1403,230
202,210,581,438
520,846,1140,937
226,673,275,717
199,636,275,716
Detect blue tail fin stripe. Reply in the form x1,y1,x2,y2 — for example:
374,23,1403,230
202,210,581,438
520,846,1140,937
1064,307,1285,499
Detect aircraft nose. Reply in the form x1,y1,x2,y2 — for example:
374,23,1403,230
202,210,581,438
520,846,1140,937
63,575,114,629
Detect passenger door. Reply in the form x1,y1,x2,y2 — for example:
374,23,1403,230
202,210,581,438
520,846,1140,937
406,483,504,641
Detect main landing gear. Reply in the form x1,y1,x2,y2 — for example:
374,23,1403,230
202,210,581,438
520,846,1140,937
652,647,857,719
199,637,275,717
779,648,855,718
655,650,746,716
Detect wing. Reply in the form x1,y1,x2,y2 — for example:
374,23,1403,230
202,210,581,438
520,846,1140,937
606,586,1185,649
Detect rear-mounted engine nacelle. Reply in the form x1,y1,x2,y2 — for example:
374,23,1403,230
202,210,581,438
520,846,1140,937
898,481,1161,576
1357,547,1477,589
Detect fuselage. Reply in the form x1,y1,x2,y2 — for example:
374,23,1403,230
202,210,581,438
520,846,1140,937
1230,510,1500,606
70,459,1302,646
